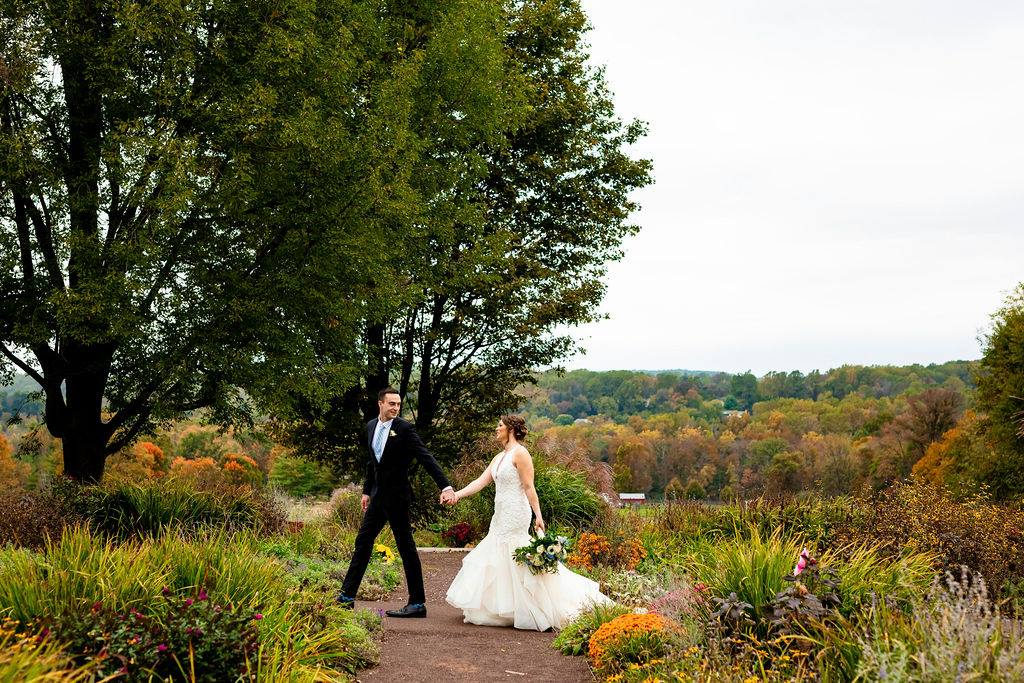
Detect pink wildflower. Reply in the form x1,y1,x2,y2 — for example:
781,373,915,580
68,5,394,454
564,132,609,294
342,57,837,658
794,548,811,576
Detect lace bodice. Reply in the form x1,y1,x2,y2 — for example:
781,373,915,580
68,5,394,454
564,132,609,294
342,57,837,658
488,451,532,540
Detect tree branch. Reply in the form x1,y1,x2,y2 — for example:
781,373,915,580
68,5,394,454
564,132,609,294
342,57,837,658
104,408,153,455
0,343,44,386
22,192,64,290
102,375,165,437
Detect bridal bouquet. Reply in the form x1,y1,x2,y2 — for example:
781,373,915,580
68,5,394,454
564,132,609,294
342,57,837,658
513,530,570,575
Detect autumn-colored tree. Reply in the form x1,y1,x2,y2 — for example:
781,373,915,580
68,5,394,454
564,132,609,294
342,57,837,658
0,433,30,489
664,476,684,501
612,438,655,493
893,389,964,459
912,410,999,494
684,479,705,500
764,451,804,497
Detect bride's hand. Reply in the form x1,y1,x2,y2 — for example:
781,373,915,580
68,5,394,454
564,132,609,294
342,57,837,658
534,518,545,534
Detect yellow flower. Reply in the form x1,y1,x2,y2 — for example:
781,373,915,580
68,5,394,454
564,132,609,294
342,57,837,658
374,543,395,564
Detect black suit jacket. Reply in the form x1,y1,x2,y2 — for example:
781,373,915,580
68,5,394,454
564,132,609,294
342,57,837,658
362,416,451,499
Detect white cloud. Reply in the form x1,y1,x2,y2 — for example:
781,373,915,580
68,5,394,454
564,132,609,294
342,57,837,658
567,0,1024,373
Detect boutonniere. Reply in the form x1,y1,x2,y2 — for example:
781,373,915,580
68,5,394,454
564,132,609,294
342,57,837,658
389,429,398,438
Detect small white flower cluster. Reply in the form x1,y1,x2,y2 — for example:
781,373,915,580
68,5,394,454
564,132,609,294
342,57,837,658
515,533,570,575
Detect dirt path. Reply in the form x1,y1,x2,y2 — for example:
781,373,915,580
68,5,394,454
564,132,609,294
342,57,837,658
355,550,594,682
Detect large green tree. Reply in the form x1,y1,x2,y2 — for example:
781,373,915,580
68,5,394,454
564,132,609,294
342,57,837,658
977,283,1024,498
0,0,425,480
283,0,651,472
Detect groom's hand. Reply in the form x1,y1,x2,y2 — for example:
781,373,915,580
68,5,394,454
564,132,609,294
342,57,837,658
361,494,369,512
440,489,457,505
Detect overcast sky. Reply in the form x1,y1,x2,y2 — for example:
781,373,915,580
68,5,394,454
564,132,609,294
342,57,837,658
566,0,1024,375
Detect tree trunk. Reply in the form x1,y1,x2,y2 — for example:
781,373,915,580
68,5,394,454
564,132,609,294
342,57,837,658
362,322,388,420
58,341,115,483
414,295,446,438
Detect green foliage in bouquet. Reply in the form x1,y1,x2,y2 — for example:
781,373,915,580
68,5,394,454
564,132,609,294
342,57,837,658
513,531,570,575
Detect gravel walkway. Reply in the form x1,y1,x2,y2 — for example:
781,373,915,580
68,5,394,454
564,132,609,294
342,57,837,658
355,550,594,682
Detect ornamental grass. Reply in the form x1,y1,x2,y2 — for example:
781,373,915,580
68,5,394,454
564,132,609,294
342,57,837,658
0,525,379,680
0,617,97,682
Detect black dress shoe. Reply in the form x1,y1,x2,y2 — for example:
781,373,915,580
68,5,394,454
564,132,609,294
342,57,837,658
385,603,426,618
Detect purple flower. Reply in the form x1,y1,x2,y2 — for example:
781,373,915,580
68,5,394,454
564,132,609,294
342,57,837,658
253,613,263,620
198,590,208,601
91,601,102,612
161,586,171,596
376,608,385,618
157,643,168,652
184,598,193,607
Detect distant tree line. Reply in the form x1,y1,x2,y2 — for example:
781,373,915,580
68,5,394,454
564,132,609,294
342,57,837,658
522,361,975,424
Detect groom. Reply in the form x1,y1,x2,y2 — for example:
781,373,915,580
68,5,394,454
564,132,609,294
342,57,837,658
337,387,456,617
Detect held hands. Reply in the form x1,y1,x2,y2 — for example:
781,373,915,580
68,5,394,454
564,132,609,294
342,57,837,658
440,489,459,506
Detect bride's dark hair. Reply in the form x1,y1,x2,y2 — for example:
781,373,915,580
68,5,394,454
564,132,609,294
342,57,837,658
500,414,528,440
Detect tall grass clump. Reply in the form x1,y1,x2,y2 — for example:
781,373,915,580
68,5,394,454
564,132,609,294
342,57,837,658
688,525,800,619
0,526,379,679
63,478,285,538
820,543,936,613
534,462,604,530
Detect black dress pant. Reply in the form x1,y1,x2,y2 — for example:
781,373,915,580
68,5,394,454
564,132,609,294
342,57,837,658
340,493,424,604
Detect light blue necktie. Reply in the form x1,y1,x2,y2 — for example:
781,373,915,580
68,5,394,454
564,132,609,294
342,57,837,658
373,422,388,462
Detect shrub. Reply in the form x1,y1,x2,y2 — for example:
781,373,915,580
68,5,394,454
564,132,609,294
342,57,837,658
59,478,285,538
856,569,1024,681
222,452,264,487
48,589,260,681
603,571,667,608
568,532,645,572
441,522,475,547
588,612,681,677
534,462,604,530
329,487,365,530
0,525,381,679
837,481,1024,600
0,486,71,549
0,433,31,490
105,441,166,483
0,617,95,681
648,581,711,624
269,452,338,498
551,603,633,656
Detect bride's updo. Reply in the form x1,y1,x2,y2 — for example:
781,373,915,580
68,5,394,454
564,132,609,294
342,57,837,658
500,414,528,440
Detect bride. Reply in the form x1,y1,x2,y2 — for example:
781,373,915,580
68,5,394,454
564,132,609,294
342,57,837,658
443,414,612,631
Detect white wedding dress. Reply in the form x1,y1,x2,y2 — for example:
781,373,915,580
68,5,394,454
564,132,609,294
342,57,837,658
445,453,612,630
